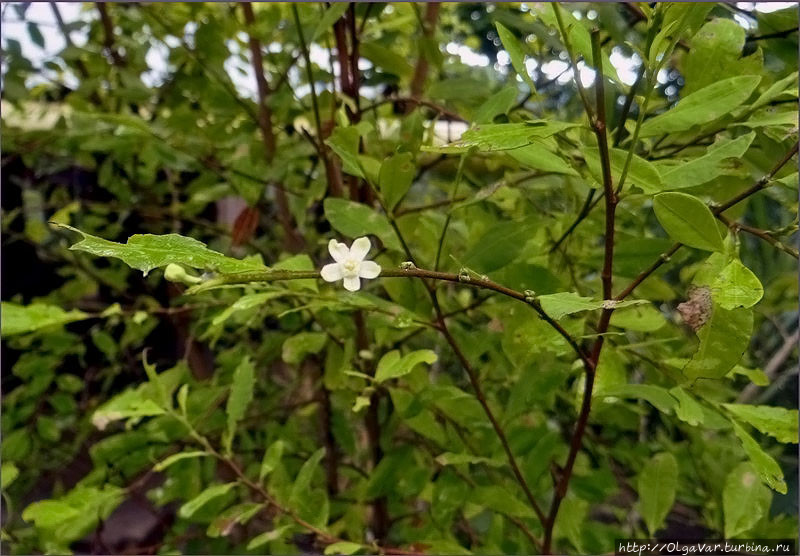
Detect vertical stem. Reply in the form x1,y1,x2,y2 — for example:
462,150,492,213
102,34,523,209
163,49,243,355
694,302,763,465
96,3,125,67
292,4,344,197
543,28,615,555
319,374,340,495
353,311,390,541
433,154,467,271
384,208,547,532
408,2,441,102
241,2,304,252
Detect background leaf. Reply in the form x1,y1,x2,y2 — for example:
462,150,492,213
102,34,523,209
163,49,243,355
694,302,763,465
653,192,724,252
638,453,678,535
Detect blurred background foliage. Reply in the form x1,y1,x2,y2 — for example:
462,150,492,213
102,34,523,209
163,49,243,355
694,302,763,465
1,2,798,555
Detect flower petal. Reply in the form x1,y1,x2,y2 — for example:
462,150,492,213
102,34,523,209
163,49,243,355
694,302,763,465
320,263,343,282
358,260,381,279
342,275,361,292
328,239,349,263
349,237,371,262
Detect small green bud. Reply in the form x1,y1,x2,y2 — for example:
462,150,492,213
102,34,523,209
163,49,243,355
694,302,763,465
164,263,202,285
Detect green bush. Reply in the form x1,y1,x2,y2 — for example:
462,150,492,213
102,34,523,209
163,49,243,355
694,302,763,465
2,3,798,554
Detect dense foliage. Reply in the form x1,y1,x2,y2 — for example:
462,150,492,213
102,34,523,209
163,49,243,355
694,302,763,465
1,2,798,555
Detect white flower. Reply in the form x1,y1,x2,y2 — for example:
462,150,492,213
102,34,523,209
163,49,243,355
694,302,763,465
320,237,381,292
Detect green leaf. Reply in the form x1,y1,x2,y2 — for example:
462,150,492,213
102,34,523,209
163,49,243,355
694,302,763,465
282,332,327,365
422,121,576,153
375,349,437,383
435,452,503,467
722,404,798,444
142,356,171,409
274,254,318,292
310,3,349,41
1,302,89,336
225,356,255,453
584,147,663,193
547,294,610,323
599,384,677,414
653,192,724,252
289,448,328,528
470,485,534,518
461,218,537,273
291,447,326,499
538,292,646,320
609,304,666,332
54,224,266,275
712,259,763,310
153,451,209,472
179,483,238,519
639,76,761,137
207,502,263,538
731,421,786,494
682,18,757,96
22,485,124,542
323,198,402,252
324,541,364,555
683,306,753,382
508,142,579,176
259,440,285,481
723,463,772,538
211,292,284,328
495,23,536,93
750,71,799,112
728,365,769,386
326,127,364,178
669,387,704,426
657,133,755,190
23,500,81,529
427,76,490,102
379,153,415,211
247,525,292,550
638,453,678,535
360,41,413,78
474,87,518,125
91,388,166,430
1,462,19,489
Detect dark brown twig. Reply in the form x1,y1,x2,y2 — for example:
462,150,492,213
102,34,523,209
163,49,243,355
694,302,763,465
616,140,799,301
542,29,614,554
241,2,304,253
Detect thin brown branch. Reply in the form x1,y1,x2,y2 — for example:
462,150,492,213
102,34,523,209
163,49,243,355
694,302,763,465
208,444,422,556
616,140,799,301
717,213,799,259
362,96,467,123
543,29,613,554
191,266,590,368
433,300,548,529
394,195,468,216
552,4,594,123
241,2,304,252
739,329,800,402
746,28,798,41
408,2,440,101
292,5,344,197
95,3,125,67
713,140,798,213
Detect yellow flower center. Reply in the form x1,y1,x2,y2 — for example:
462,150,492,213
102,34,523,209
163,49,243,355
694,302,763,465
343,260,358,273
